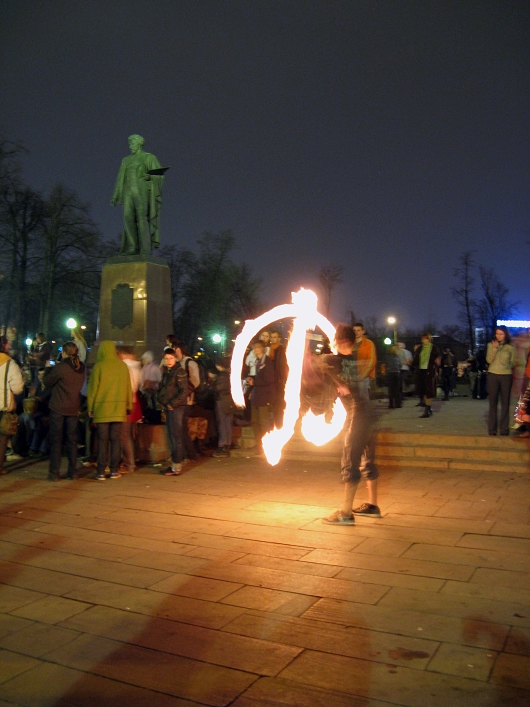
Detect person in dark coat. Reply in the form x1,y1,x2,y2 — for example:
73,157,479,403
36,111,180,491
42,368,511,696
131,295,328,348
157,347,188,475
212,356,235,457
412,333,441,418
386,345,402,409
43,342,85,481
246,340,276,454
268,330,289,427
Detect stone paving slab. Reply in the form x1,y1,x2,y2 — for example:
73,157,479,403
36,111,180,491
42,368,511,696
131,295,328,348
0,451,528,705
60,604,302,676
278,648,529,706
0,660,207,707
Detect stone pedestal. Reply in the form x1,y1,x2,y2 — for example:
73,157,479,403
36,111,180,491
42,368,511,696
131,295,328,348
136,423,169,463
92,255,172,360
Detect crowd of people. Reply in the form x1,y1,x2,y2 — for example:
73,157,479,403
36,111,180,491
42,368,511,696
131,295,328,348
0,327,290,480
0,323,528,511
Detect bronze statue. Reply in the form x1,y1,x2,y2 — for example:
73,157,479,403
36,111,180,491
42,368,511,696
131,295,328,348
111,135,167,255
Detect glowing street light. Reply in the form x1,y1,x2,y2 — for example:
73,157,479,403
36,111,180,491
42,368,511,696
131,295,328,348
387,316,397,344
384,337,392,345
66,318,77,329
212,333,222,343
234,320,240,325
25,338,32,347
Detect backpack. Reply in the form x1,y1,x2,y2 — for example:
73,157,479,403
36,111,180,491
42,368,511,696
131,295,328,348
185,357,215,409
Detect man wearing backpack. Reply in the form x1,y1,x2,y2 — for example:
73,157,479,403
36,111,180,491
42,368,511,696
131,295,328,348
173,342,201,461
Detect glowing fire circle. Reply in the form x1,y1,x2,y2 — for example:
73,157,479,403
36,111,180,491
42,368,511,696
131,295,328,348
230,288,346,465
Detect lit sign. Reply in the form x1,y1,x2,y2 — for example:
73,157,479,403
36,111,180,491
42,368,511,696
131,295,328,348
497,320,530,328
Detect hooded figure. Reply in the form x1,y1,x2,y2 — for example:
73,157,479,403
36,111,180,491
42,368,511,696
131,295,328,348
88,341,132,424
87,341,132,481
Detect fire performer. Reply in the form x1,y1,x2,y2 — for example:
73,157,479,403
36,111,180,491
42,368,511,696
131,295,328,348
321,323,380,524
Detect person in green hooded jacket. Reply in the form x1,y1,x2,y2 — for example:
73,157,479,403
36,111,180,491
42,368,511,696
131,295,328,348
87,341,132,480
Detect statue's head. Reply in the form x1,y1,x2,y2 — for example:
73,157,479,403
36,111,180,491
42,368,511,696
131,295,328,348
128,134,145,153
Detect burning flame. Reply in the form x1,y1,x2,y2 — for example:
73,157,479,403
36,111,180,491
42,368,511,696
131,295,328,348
231,288,345,465
300,399,347,446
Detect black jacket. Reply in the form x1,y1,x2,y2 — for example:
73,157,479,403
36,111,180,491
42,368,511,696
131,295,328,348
43,359,85,416
157,364,188,409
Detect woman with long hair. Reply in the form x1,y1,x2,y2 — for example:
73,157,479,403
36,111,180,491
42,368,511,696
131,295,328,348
486,325,515,435
43,341,85,480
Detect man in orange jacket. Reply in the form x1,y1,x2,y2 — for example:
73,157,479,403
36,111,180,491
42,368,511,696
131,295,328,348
352,323,377,400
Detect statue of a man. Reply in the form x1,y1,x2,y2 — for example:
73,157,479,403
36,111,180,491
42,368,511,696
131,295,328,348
111,134,165,256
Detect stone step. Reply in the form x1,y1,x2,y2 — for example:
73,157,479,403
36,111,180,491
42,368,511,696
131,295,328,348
235,427,530,473
274,450,528,473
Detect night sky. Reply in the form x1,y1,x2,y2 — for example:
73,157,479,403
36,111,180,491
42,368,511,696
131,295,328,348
1,0,528,330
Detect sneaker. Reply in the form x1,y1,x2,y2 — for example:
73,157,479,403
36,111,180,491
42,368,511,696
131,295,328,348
161,463,182,476
353,503,381,518
322,510,355,525
212,447,229,458
109,471,121,479
95,474,106,481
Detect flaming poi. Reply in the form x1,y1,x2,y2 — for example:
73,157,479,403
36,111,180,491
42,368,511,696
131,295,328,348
230,288,345,465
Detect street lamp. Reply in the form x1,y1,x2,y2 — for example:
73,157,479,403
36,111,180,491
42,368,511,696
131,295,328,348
387,316,397,344
212,334,222,344
384,337,392,346
66,317,77,329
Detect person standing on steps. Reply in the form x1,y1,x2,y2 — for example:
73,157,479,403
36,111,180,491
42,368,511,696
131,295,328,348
486,326,515,436
412,333,441,418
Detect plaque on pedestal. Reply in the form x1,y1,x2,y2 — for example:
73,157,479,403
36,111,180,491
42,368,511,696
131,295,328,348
91,255,172,362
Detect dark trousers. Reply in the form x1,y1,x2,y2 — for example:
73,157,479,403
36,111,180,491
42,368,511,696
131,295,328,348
48,410,78,479
215,402,233,448
341,398,378,483
96,422,122,475
0,432,10,471
487,373,513,435
120,421,136,471
251,403,273,449
387,373,402,408
441,368,454,399
165,407,185,463
182,406,198,460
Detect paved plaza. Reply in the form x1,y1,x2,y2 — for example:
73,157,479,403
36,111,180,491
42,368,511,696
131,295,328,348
0,398,529,706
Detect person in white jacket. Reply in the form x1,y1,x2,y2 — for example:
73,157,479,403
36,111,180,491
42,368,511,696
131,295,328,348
0,336,24,475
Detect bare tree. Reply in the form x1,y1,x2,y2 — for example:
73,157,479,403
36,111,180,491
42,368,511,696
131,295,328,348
0,142,44,347
37,184,103,335
475,267,519,338
173,231,261,350
319,264,343,317
451,250,476,353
